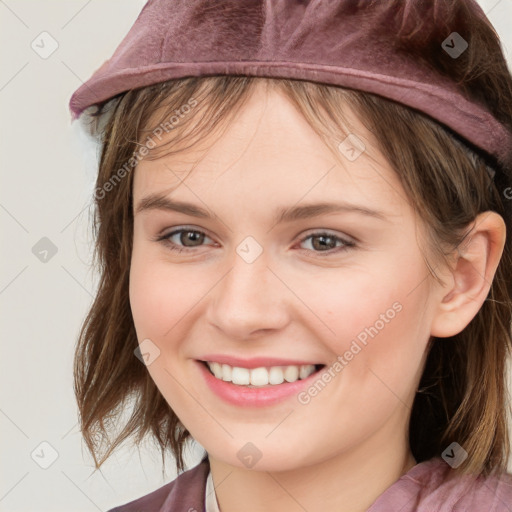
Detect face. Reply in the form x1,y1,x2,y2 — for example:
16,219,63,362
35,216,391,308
129,82,447,471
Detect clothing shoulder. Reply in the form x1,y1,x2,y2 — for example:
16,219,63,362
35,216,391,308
422,462,512,512
371,457,512,512
106,457,209,512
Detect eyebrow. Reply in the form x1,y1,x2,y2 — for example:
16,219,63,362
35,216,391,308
135,194,389,223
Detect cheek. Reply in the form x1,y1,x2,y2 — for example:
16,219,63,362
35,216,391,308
297,250,432,387
129,239,178,338
128,246,199,399
129,241,216,341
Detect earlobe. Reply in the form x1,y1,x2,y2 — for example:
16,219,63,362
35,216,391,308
430,211,506,338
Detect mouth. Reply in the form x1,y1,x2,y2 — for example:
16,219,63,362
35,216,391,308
199,360,326,388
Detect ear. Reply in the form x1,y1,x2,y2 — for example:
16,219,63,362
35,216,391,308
430,211,506,338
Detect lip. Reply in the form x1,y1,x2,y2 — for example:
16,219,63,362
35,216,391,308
198,354,322,369
195,359,325,408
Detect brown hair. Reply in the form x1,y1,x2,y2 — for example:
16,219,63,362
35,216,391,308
74,0,512,476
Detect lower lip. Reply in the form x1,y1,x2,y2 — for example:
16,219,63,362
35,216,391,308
196,360,324,408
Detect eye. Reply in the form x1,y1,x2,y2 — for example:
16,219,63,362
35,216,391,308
157,227,213,253
156,227,356,256
297,231,356,255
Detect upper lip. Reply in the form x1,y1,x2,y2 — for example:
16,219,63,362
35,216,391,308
198,355,324,369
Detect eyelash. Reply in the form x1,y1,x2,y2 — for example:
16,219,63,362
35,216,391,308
155,227,356,257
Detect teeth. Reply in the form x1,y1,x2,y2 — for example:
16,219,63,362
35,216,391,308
284,365,299,382
231,366,250,385
250,367,269,386
210,362,223,379
299,365,313,379
206,362,317,386
269,366,284,385
221,364,232,382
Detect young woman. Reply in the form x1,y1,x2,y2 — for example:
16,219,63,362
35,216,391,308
69,1,512,510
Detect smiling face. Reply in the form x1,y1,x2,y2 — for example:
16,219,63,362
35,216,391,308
129,81,449,471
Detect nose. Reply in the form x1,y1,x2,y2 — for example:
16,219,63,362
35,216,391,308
205,251,290,339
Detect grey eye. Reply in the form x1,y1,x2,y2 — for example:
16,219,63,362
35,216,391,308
168,229,209,247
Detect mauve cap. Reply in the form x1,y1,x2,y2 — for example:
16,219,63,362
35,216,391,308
69,0,512,170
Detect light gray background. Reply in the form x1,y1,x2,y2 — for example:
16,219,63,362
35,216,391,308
1,1,511,511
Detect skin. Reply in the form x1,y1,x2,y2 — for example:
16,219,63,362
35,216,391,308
129,81,506,512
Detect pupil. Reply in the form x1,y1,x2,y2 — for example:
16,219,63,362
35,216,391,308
313,235,334,251
183,231,203,246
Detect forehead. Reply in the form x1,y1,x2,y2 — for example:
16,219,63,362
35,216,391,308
132,83,407,216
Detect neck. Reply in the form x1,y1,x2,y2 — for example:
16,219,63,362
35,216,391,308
208,427,417,512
